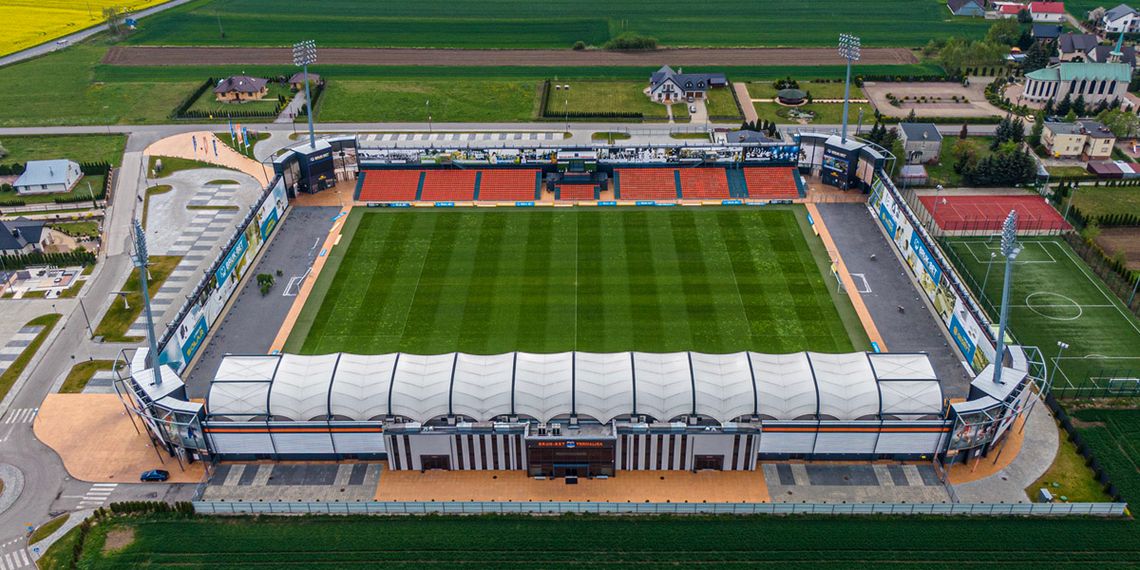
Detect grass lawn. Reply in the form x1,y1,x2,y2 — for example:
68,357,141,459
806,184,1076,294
319,79,540,122
216,132,269,157
746,81,866,101
941,236,1140,393
704,87,741,119
591,132,632,141
552,81,668,120
1028,420,1113,502
141,184,172,229
148,156,228,178
186,82,290,116
29,513,69,545
0,134,126,166
93,256,181,342
0,174,104,205
59,360,118,394
923,136,993,188
49,221,101,239
41,513,1140,568
125,0,990,48
0,314,60,402
1070,185,1140,219
752,100,874,125
287,207,863,355
671,133,712,140
1048,166,1094,180
1072,408,1140,503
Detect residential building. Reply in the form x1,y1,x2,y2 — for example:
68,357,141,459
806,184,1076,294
1042,119,1116,159
898,123,944,164
996,3,1026,17
288,72,320,90
647,66,727,102
1102,3,1139,33
214,75,269,102
12,159,82,195
1030,1,1066,21
1022,62,1131,104
0,218,50,255
948,0,987,16
1057,33,1100,61
1032,23,1064,41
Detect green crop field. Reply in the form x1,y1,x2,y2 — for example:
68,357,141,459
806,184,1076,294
43,513,1140,568
125,0,990,48
941,236,1140,394
1073,408,1140,502
286,207,867,355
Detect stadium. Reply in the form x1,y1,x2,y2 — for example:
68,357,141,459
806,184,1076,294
114,131,1041,480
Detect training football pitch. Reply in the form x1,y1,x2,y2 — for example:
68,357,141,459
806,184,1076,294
942,236,1140,394
285,207,867,356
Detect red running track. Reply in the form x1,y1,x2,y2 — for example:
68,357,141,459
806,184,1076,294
919,194,1070,232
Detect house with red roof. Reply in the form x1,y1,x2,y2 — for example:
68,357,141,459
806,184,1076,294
1030,2,1066,22
996,3,1026,18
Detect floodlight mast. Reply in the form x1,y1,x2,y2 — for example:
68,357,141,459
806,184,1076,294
293,40,317,148
837,33,861,143
992,210,1022,385
132,219,161,377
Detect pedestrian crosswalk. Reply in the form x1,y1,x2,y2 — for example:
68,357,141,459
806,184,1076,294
0,538,31,570
77,483,118,509
1,408,37,424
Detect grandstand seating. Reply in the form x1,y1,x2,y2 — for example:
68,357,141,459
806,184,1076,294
557,184,597,201
678,169,730,199
743,167,800,200
477,169,539,201
357,170,421,202
420,170,477,202
616,168,679,200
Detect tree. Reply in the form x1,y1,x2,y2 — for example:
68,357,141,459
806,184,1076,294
1064,109,1078,122
1023,41,1051,73
991,116,1026,149
103,6,125,36
1055,93,1073,117
1088,6,1106,25
1017,29,1035,50
1028,114,1045,147
905,108,918,122
952,139,980,174
1017,8,1033,24
1073,94,1087,117
1097,108,1140,138
959,124,969,139
806,90,813,104
987,18,1022,46
1043,98,1056,117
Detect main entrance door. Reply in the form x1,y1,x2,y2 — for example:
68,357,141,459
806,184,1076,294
420,455,451,470
552,463,590,478
694,455,724,471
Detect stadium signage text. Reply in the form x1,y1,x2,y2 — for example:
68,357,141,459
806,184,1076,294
215,233,250,287
534,440,606,448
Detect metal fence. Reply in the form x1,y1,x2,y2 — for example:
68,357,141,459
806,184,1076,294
1061,232,1140,320
192,500,1127,516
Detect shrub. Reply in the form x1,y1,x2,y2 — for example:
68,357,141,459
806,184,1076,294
603,32,657,50
572,40,586,50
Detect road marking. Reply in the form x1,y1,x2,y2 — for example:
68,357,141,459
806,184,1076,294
15,550,27,567
3,552,13,570
2,409,37,424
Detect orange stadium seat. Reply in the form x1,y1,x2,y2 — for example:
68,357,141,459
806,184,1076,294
557,185,596,200
678,169,730,199
420,170,477,202
477,169,539,201
357,170,421,201
743,167,799,200
616,168,678,200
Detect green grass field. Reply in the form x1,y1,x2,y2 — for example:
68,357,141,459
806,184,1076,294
551,81,672,120
0,134,126,165
923,136,994,188
185,81,290,116
286,207,866,355
125,0,990,48
42,513,1140,568
942,236,1140,394
1070,186,1140,219
1073,407,1140,503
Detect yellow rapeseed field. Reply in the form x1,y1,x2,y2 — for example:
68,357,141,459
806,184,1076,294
2,0,170,57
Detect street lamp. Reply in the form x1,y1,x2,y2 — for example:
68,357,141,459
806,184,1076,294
982,251,997,298
426,99,432,134
292,40,317,148
1049,341,1069,394
931,184,944,232
837,33,861,143
993,210,1022,385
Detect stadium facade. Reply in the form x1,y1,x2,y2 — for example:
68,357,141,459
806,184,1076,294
111,136,1045,477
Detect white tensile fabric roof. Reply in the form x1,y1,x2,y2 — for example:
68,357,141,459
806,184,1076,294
206,351,945,422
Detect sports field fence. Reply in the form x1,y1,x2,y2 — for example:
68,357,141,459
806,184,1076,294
899,187,1069,238
1061,232,1140,320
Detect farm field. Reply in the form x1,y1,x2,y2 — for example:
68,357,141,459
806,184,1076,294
941,236,1140,394
319,80,540,123
1,0,169,57
42,513,1140,568
1072,407,1140,503
1070,185,1140,220
123,0,991,48
286,207,867,356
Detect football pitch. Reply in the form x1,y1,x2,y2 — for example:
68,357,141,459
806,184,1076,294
942,236,1140,394
285,207,868,356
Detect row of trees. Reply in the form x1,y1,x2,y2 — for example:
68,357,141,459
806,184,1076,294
738,120,779,138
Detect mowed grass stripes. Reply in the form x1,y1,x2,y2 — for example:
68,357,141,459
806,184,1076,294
291,208,855,355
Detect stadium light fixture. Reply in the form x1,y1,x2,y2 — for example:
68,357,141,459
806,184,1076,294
293,40,318,148
837,33,861,144
993,210,1022,385
132,219,161,375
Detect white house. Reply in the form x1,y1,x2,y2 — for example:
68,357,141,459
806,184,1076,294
1030,1,1066,21
647,66,727,102
1102,4,1140,33
13,159,82,195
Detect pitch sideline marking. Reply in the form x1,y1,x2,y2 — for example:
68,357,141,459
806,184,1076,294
1055,239,1140,337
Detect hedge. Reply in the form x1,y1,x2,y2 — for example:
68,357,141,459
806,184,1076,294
0,250,96,270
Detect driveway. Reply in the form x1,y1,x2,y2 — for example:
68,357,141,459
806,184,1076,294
690,100,709,124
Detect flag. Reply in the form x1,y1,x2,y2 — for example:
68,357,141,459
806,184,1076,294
192,136,197,153
212,138,218,157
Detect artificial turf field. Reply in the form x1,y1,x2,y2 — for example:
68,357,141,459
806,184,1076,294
942,236,1140,395
285,207,868,355
42,513,1140,568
